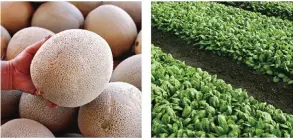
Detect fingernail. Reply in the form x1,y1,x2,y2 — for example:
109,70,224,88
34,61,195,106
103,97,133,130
35,89,42,96
44,35,52,40
48,103,58,109
49,105,57,109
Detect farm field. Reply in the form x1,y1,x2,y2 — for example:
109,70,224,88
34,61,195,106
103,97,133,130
219,2,293,21
152,28,293,114
152,2,293,85
152,1,293,137
152,45,293,137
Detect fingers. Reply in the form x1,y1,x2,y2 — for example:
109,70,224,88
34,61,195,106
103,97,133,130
12,73,36,95
34,89,42,96
11,35,52,74
46,100,58,108
24,35,52,56
33,89,57,108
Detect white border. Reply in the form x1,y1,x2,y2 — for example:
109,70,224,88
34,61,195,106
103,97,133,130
151,0,293,1
142,0,152,137
0,0,144,1
2,0,293,137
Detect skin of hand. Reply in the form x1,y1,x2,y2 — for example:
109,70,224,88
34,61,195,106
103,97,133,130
1,35,57,108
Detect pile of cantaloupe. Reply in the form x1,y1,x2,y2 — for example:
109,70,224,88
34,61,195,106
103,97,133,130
1,1,142,137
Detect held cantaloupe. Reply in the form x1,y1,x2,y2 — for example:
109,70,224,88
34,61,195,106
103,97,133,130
1,118,55,137
1,90,22,119
31,29,113,107
0,2,34,34
78,82,141,137
19,93,77,132
102,1,141,28
135,30,141,54
85,5,137,57
31,2,84,33
6,27,54,60
110,54,141,90
1,26,11,59
70,2,102,17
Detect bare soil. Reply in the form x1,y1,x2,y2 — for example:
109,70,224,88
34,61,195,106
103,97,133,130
152,27,293,114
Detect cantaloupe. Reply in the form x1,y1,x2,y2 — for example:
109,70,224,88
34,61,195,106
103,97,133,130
1,90,22,119
1,118,55,137
102,1,141,28
19,93,77,132
1,26,11,59
135,30,142,54
5,27,54,60
110,54,141,90
30,29,113,107
31,2,84,33
0,2,34,34
85,5,137,57
78,82,141,137
70,2,102,17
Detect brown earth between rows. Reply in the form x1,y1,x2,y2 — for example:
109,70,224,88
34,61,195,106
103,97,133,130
152,27,293,114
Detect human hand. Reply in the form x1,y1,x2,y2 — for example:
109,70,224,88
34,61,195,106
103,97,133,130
8,35,57,108
9,35,51,94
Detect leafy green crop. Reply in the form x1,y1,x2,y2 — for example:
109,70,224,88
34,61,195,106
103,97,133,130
152,2,293,84
151,45,293,137
220,2,293,21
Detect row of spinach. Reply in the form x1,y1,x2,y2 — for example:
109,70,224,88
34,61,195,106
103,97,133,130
152,2,293,84
151,45,293,137
219,2,293,21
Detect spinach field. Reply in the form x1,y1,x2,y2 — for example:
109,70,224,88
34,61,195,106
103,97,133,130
151,2,293,137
